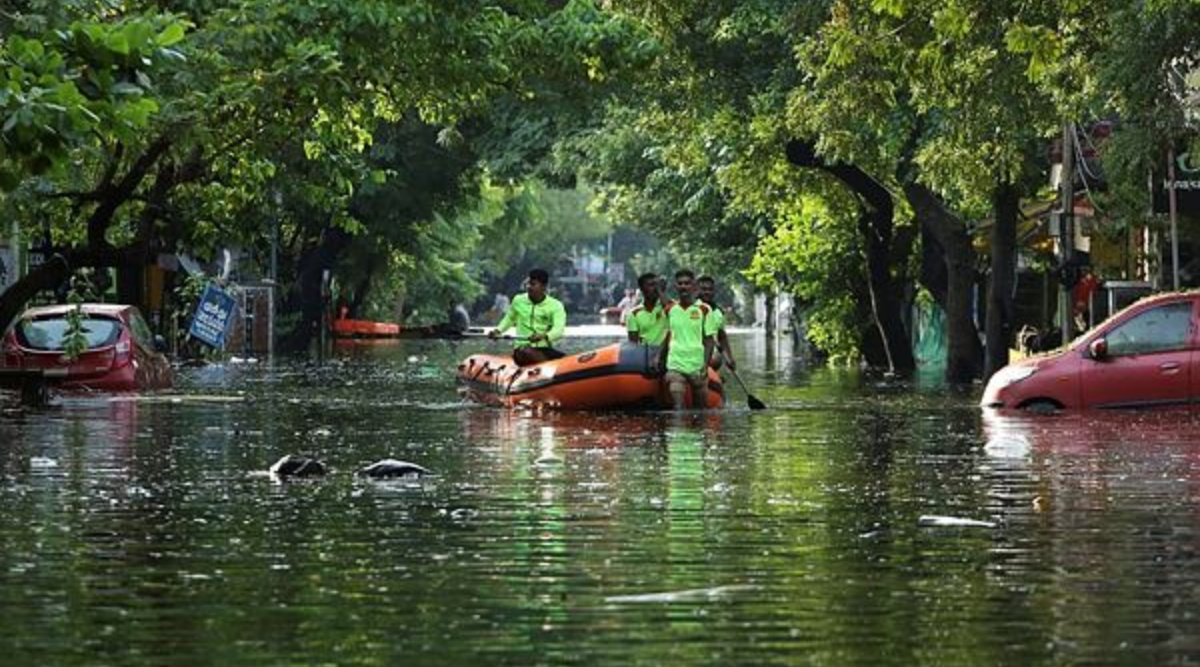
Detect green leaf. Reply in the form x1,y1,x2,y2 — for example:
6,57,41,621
156,23,187,47
105,32,130,55
112,82,143,96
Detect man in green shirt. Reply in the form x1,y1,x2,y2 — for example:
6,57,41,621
697,275,735,371
626,272,672,346
659,268,718,409
489,268,567,366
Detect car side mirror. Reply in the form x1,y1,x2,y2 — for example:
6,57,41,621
153,334,169,354
1088,337,1108,360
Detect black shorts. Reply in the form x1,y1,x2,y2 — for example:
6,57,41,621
513,346,565,366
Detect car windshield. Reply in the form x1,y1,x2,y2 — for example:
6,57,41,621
16,316,122,351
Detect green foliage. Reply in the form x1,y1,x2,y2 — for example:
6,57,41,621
744,194,866,360
5,0,1198,368
1,1,662,342
61,273,98,360
0,14,188,190
1089,0,1200,221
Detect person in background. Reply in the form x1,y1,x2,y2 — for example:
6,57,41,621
616,288,638,325
485,292,510,324
659,269,717,409
447,301,471,333
697,275,735,371
489,268,567,366
1072,270,1101,334
626,273,672,346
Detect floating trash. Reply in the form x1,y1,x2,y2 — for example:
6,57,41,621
268,455,328,478
605,584,756,604
918,515,996,528
357,459,431,479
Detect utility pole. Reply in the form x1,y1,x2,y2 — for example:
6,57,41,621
1059,122,1075,347
1167,148,1181,290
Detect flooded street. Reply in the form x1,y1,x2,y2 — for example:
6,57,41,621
3,331,1200,665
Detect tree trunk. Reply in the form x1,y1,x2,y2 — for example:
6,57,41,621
985,182,1020,379
764,291,775,339
0,245,153,332
348,264,375,317
903,182,984,383
785,139,915,375
0,135,186,332
279,226,351,353
856,210,913,374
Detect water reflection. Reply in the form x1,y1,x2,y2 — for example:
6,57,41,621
981,408,1200,662
7,338,1200,664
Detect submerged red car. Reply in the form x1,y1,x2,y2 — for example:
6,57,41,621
982,291,1199,411
1,304,172,392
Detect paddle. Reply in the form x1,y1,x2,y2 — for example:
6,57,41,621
721,350,767,410
431,328,525,341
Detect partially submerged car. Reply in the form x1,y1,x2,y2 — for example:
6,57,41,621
982,291,1199,411
1,304,172,392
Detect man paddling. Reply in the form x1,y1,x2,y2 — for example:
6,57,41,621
697,275,735,371
489,268,567,366
659,269,717,409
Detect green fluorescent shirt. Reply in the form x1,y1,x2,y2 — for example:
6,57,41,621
495,293,566,348
665,301,717,374
707,305,725,332
626,300,670,345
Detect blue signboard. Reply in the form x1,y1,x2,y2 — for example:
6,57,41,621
189,284,237,348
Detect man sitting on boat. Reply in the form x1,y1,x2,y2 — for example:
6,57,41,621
488,268,567,366
659,269,717,409
626,272,672,346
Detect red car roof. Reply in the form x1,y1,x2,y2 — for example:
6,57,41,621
19,304,136,319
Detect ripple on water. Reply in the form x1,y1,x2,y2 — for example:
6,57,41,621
2,344,1200,664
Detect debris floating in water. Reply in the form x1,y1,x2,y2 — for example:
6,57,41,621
29,456,58,469
918,515,996,528
604,584,756,604
268,455,328,478
357,459,431,479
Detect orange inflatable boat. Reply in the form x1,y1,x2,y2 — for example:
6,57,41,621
456,342,725,410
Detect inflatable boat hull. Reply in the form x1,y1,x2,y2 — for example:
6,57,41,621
456,343,724,410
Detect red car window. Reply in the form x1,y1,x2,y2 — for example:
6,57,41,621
1105,302,1193,356
16,316,121,351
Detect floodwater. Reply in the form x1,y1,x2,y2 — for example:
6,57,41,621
3,329,1200,665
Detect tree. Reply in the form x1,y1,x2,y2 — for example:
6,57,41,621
587,1,921,370
0,1,656,344
793,0,1091,379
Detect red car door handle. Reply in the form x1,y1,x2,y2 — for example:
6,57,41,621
1160,361,1182,372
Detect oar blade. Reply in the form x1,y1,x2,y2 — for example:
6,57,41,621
727,366,767,410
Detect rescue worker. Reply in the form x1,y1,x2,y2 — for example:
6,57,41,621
489,268,567,366
626,272,672,346
659,269,717,409
697,275,735,371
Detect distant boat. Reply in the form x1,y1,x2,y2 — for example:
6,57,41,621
331,317,403,339
331,315,477,340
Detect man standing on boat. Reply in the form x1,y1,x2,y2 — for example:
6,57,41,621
659,269,717,409
697,275,735,372
626,272,672,346
489,268,567,366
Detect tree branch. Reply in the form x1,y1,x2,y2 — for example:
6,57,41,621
86,134,174,248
